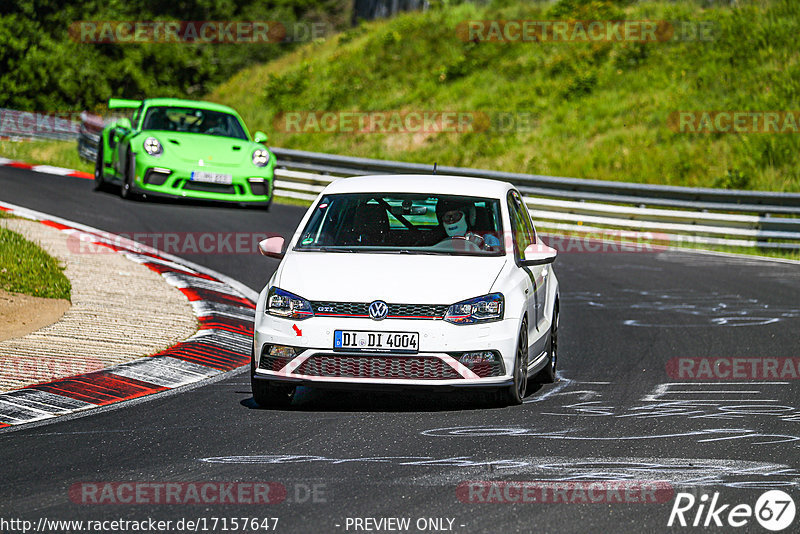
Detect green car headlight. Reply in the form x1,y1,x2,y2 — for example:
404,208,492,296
252,148,269,167
143,137,163,156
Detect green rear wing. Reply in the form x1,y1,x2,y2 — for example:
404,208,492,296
109,98,142,109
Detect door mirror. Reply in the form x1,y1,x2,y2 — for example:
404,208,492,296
253,131,268,144
116,117,132,131
521,243,557,266
258,236,285,259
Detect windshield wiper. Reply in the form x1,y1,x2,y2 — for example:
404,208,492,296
296,246,357,252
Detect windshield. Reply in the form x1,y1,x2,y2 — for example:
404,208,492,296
141,106,248,140
295,193,505,256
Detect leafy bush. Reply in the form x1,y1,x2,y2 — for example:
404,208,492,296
0,0,351,112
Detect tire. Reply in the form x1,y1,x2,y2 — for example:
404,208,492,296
499,320,528,406
535,302,559,384
93,144,105,191
251,350,296,408
120,152,136,200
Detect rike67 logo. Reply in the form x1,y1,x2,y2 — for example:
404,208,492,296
668,490,796,531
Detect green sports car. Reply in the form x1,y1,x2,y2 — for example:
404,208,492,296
94,98,275,208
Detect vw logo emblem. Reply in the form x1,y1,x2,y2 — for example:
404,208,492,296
368,300,388,321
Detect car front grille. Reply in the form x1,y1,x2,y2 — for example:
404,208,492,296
258,345,306,372
182,181,237,194
295,354,461,380
258,354,292,372
467,361,505,378
311,301,448,320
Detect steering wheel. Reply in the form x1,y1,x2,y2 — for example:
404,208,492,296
432,235,483,252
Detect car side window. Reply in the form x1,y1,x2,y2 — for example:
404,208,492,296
507,191,533,262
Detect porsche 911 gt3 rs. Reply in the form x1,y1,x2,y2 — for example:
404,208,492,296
95,98,275,207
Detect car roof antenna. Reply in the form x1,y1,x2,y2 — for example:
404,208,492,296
432,162,437,175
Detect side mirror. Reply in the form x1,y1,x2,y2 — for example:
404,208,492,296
258,236,285,259
116,117,132,131
521,243,557,266
253,131,268,144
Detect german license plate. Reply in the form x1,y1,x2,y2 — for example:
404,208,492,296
190,171,232,184
334,330,419,353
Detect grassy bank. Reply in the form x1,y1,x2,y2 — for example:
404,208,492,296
209,0,800,192
0,212,71,300
0,139,91,174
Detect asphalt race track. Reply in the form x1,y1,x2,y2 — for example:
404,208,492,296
1,168,799,533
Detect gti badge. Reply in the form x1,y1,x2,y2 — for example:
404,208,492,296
368,300,388,321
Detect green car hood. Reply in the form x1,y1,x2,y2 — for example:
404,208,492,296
142,131,258,166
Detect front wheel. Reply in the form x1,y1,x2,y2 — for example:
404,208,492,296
535,303,559,383
93,144,105,191
119,153,137,200
251,351,296,408
252,378,296,408
498,321,528,406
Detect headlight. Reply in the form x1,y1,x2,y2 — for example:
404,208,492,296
143,137,162,156
444,293,504,325
252,148,269,167
266,287,313,320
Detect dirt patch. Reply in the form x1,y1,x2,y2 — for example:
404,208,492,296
0,289,70,342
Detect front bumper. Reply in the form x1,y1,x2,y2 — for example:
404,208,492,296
251,372,514,392
132,159,274,203
253,316,521,388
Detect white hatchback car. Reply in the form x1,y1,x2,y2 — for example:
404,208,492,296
252,175,559,407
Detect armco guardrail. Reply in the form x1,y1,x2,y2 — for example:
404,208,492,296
76,116,800,250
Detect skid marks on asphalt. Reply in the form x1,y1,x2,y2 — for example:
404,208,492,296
198,453,799,490
567,288,800,327
534,378,800,424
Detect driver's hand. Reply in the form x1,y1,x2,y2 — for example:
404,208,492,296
465,232,486,250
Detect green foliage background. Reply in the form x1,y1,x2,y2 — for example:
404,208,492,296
0,0,350,112
2,0,800,191
210,0,800,191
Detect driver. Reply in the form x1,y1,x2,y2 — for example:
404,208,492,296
439,201,501,249
201,114,224,136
